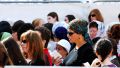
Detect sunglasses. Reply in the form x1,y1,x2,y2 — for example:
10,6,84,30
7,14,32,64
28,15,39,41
67,32,75,36
90,14,96,17
21,40,27,45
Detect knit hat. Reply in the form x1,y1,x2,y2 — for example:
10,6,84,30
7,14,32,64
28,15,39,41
54,27,68,40
57,39,71,53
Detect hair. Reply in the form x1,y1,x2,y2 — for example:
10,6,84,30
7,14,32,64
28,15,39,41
0,21,12,34
12,20,25,32
3,37,27,65
44,23,54,40
88,9,104,22
35,27,51,48
107,24,120,43
89,21,98,30
17,23,34,41
32,18,43,28
118,13,120,19
25,30,44,63
0,42,12,66
66,15,75,22
47,12,59,21
95,38,113,62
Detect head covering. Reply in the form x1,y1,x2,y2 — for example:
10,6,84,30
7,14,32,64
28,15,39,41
57,39,71,53
69,19,93,45
54,27,68,40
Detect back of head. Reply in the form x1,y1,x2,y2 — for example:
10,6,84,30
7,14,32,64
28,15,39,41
95,38,113,62
44,23,54,40
66,15,75,22
12,20,25,32
0,21,12,34
35,26,51,48
32,18,43,28
17,23,34,41
3,37,27,65
54,27,68,40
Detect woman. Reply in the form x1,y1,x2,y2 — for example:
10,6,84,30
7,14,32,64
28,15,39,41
91,38,117,67
62,19,96,66
21,30,46,65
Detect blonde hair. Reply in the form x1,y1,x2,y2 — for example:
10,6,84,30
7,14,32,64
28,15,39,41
32,18,43,28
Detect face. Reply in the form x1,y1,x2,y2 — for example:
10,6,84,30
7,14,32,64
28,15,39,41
90,14,97,21
21,36,28,54
47,16,56,23
56,45,67,58
64,17,69,23
12,32,18,41
89,27,98,39
67,29,80,43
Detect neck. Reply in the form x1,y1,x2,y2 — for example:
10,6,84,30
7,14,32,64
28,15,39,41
76,40,86,49
102,57,112,66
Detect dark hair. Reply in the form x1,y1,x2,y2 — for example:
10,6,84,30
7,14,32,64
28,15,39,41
107,24,120,43
17,23,34,41
66,15,75,22
44,23,54,40
118,13,120,18
0,42,12,66
3,37,27,65
0,21,12,34
95,38,113,62
89,21,98,30
35,27,51,48
47,12,59,21
12,20,25,32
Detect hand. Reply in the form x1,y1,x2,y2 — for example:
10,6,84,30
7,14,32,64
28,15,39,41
52,57,62,66
91,58,101,67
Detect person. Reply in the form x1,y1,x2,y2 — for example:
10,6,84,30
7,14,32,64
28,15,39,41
64,15,75,23
21,30,46,65
3,37,27,65
12,20,25,41
61,19,96,66
88,9,105,38
0,42,12,67
91,38,117,67
35,26,52,66
32,18,44,28
118,13,120,22
47,12,68,34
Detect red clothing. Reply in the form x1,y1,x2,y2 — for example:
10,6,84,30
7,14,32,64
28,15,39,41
44,48,52,66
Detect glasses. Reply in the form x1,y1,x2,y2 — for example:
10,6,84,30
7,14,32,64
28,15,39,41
90,14,96,17
67,32,75,36
21,40,27,45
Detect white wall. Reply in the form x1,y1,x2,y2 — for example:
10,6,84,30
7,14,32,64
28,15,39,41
0,3,119,26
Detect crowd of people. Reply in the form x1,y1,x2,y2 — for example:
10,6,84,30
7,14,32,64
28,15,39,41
0,8,120,67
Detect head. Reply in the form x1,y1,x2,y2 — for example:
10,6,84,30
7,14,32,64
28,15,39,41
94,38,113,62
35,27,51,48
23,30,44,60
47,12,59,23
118,13,120,22
54,27,68,41
56,39,71,58
12,20,25,41
17,23,34,41
0,21,12,34
65,15,75,23
88,9,104,22
32,18,44,28
89,22,98,39
107,24,120,43
44,23,54,40
67,19,89,44
3,37,27,65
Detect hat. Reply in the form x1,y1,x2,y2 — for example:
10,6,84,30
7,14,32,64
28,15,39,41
57,39,71,53
54,27,68,40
